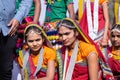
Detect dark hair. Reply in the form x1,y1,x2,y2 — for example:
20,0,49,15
111,24,120,31
57,19,76,31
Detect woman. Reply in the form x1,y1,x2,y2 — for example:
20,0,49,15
56,18,114,80
79,0,110,46
107,24,120,79
17,24,58,80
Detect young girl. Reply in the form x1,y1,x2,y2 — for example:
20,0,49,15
12,1,41,79
57,18,114,80
107,24,120,79
17,24,58,80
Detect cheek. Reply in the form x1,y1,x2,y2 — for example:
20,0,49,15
59,37,63,41
69,34,76,40
38,40,44,46
27,43,32,47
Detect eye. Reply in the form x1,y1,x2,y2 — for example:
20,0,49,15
64,32,70,35
117,35,120,38
35,39,41,41
111,35,115,38
28,40,33,43
58,34,61,37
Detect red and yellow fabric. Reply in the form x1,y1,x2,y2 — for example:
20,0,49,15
78,0,108,21
18,46,57,68
60,41,100,80
68,41,98,61
57,18,114,80
114,0,120,24
18,46,58,79
107,47,120,79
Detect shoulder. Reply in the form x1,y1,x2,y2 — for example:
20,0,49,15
99,0,108,5
78,41,98,58
43,46,56,54
79,41,96,49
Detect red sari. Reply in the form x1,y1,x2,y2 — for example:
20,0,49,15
26,55,58,80
59,45,103,80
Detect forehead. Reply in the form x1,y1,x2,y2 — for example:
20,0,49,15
27,32,42,39
111,30,120,35
58,26,73,33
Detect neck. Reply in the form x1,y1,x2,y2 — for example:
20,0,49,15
68,40,78,51
30,49,40,56
114,46,120,51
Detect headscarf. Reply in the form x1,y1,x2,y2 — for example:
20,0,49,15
24,24,52,48
111,23,120,34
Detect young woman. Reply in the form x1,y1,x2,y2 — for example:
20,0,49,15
17,24,58,80
107,24,120,79
56,18,114,80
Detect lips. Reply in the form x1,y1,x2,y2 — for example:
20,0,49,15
63,41,68,44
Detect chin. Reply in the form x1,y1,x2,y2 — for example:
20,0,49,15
64,43,71,47
32,48,40,52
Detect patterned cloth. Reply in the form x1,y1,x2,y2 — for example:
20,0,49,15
45,0,73,22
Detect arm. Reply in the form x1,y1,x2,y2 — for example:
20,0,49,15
67,3,75,21
101,2,110,46
8,0,33,36
33,0,41,23
36,60,55,80
88,52,98,80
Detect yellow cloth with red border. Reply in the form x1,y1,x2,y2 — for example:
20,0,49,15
18,46,57,68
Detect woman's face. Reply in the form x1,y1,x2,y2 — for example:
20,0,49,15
111,30,120,47
58,26,78,47
26,31,44,52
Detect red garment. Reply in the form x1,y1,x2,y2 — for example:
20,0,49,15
60,46,102,80
27,55,58,80
107,47,120,79
79,3,105,39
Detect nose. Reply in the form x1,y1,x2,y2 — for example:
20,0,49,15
62,35,67,41
114,36,118,41
33,41,37,46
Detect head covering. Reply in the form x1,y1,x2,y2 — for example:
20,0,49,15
111,23,120,33
57,18,93,43
24,24,52,48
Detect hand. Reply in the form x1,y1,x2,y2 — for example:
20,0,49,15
8,18,20,36
100,38,108,47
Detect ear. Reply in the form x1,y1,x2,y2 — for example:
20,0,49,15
75,31,79,37
42,37,45,42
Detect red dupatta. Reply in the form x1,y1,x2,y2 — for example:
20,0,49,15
107,47,120,79
26,55,58,80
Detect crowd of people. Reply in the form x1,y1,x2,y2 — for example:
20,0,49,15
0,0,120,80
